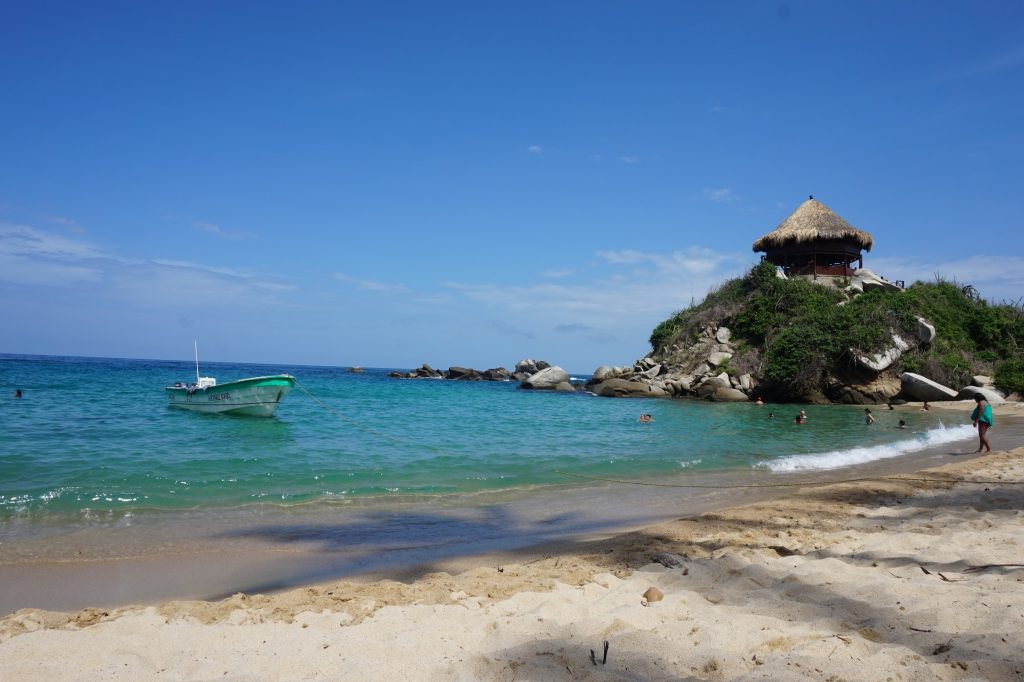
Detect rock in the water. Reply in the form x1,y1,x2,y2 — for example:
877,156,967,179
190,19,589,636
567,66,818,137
955,386,1005,404
519,366,570,389
447,366,482,380
514,359,539,376
712,387,749,402
481,368,512,381
715,327,732,344
707,351,733,367
854,334,909,372
916,317,936,344
346,367,364,373
554,381,576,392
642,587,664,603
592,365,614,381
592,378,669,398
899,372,958,401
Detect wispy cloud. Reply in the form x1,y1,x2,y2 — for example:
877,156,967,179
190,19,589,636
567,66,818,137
0,222,293,302
192,221,253,240
45,215,85,233
597,246,738,276
333,272,412,294
943,45,1024,81
528,144,543,155
703,187,739,203
540,268,575,279
618,155,640,164
494,321,534,339
554,323,593,333
868,255,1024,303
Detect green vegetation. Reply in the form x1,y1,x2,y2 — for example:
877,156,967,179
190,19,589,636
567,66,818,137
650,262,1024,399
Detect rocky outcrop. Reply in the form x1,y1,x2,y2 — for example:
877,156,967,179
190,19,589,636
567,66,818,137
712,387,748,402
916,317,936,344
591,378,669,398
900,372,958,401
519,366,570,390
854,334,909,372
391,361,542,382
389,363,444,379
955,386,1005,404
847,268,901,293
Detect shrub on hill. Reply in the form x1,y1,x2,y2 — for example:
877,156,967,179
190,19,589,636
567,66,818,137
650,263,1024,400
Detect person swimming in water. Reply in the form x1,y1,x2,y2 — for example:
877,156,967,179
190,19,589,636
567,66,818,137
864,409,875,425
638,414,653,423
13,389,22,398
897,419,907,429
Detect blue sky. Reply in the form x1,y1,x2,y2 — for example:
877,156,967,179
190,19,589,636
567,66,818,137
2,1,1022,372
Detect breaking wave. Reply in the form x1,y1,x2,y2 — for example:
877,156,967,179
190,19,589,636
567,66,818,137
760,423,976,472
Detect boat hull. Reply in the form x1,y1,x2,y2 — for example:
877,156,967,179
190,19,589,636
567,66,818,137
165,375,295,416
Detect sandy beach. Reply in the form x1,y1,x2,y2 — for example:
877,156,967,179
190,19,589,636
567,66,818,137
2,400,1023,680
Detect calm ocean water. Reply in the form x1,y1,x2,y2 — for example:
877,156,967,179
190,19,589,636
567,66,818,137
0,353,976,523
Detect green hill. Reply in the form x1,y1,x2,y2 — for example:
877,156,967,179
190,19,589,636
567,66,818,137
648,262,1024,402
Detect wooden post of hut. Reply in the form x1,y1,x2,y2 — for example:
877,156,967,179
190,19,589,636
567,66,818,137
752,196,873,281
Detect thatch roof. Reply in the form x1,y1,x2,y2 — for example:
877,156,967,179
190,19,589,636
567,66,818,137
752,197,873,253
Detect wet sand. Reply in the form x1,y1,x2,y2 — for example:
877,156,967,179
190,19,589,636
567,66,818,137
1,401,1022,679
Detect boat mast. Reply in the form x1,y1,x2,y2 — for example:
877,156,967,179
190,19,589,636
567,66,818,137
194,340,200,383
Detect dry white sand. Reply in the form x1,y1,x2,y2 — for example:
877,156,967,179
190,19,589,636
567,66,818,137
2,401,1023,680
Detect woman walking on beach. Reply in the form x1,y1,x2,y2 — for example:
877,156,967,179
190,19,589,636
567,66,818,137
971,393,993,453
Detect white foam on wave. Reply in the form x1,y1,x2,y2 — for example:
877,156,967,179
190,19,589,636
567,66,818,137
760,423,976,472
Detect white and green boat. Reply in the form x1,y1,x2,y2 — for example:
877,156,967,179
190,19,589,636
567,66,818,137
165,343,296,416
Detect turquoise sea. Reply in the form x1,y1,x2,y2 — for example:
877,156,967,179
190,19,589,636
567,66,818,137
0,353,993,612
1,353,978,520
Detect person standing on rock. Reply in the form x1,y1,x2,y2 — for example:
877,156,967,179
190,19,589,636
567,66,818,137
971,393,993,453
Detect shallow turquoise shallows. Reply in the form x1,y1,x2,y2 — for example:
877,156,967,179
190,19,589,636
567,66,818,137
0,354,973,521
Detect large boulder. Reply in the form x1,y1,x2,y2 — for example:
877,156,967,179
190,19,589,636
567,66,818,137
554,381,576,393
711,387,748,402
971,375,994,388
481,368,512,381
519,366,570,390
955,386,1005,404
592,365,614,381
916,317,936,344
850,268,901,293
591,378,669,398
707,351,733,367
514,359,539,376
715,327,732,344
899,372,958,401
854,334,909,372
447,366,481,380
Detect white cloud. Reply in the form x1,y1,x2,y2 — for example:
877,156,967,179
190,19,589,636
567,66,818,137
0,223,105,260
597,246,738,275
528,145,543,155
868,255,1024,303
703,187,738,203
618,155,640,164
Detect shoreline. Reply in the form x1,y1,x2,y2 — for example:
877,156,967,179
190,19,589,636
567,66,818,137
0,401,1020,617
2,401,1023,678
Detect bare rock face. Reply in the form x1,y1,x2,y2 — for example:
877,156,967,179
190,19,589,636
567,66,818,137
592,378,669,398
519,366,570,390
899,372,958,401
955,386,1005,404
916,317,936,344
707,351,733,367
854,334,909,372
711,387,749,402
849,268,901,293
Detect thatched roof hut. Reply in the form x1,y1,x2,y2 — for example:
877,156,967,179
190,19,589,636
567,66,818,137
753,197,872,279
